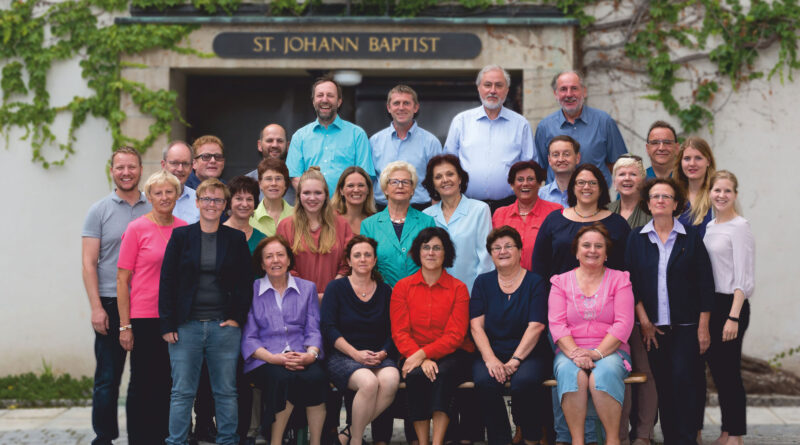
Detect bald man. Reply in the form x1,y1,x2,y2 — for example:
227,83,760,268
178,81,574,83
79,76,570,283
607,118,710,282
246,123,295,205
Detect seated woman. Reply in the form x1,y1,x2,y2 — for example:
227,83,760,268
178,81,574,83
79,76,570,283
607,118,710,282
471,226,553,445
242,235,327,445
331,166,377,235
277,166,353,298
321,235,399,445
159,178,253,445
549,223,634,445
390,227,474,445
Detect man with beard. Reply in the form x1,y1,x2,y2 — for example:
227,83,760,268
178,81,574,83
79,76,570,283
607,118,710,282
246,123,295,205
444,65,537,212
82,147,151,445
286,75,374,196
534,70,627,187
161,140,200,223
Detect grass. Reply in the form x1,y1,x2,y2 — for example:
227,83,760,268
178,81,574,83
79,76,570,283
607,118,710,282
0,361,92,401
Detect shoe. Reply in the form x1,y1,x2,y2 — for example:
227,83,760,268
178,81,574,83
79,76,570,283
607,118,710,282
338,425,352,445
195,423,218,443
512,426,523,445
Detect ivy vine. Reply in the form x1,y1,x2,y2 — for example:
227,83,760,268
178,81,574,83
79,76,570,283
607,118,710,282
1,0,798,167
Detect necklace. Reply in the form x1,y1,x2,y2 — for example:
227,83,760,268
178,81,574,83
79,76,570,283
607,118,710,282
498,267,524,288
147,213,173,244
573,207,601,218
350,278,376,300
391,217,405,224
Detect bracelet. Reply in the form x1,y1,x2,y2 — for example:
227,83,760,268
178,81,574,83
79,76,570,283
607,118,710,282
308,349,319,360
119,324,132,332
592,348,604,360
511,356,523,363
727,315,740,322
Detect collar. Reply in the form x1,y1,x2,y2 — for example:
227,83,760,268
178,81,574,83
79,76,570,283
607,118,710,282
178,186,195,201
111,190,147,205
259,273,299,296
254,199,291,221
391,121,418,138
556,105,591,127
640,218,686,235
407,268,454,289
476,105,510,122
509,199,545,217
314,114,343,130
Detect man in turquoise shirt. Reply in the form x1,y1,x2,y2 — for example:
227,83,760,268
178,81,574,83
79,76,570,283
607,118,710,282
286,75,375,196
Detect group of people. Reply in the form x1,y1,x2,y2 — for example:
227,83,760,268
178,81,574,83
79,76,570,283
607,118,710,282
82,65,755,445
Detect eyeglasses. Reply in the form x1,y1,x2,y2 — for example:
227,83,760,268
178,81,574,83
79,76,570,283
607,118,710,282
575,179,599,188
648,194,675,201
198,197,226,206
388,179,413,188
549,151,575,159
421,244,443,252
166,160,191,168
490,244,517,253
646,139,676,146
514,176,538,184
618,154,643,161
195,153,225,162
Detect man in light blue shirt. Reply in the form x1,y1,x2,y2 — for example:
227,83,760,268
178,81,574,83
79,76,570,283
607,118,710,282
534,70,627,186
370,85,442,209
286,75,375,196
444,65,537,211
538,135,580,208
161,140,199,223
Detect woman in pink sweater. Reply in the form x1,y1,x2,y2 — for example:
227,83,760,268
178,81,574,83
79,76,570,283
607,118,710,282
548,223,634,445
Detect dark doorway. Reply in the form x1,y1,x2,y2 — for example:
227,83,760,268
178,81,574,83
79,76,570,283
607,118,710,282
184,71,523,181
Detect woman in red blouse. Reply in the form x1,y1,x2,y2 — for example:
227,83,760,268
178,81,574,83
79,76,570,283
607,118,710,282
390,227,474,445
492,160,563,271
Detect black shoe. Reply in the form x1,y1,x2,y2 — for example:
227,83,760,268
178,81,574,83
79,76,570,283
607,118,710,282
194,423,218,443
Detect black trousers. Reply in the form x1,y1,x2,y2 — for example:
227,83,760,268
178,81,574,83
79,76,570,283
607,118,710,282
404,349,471,422
648,324,703,445
707,294,750,436
126,318,170,445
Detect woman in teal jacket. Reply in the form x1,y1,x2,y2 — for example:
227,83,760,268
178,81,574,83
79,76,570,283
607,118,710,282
361,161,436,286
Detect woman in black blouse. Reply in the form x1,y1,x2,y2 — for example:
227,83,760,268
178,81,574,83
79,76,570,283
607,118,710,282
321,235,399,445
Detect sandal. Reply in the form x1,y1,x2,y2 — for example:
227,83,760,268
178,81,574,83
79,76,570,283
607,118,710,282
338,425,352,445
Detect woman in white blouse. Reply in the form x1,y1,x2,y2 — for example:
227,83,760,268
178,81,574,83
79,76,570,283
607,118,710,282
703,170,755,445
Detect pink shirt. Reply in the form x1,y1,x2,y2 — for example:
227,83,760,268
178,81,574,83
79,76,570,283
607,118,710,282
276,214,353,293
548,268,634,355
118,215,187,318
492,199,562,271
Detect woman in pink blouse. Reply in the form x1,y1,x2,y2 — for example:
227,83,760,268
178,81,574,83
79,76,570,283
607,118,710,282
116,170,187,445
548,223,634,445
277,167,353,299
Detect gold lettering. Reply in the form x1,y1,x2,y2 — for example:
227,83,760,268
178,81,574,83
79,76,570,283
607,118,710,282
378,37,390,52
391,37,402,52
331,36,345,52
252,36,275,52
303,36,316,52
418,38,428,53
317,37,330,52
287,36,304,53
253,37,263,52
429,37,439,52
369,37,379,52
284,36,289,54
346,36,358,51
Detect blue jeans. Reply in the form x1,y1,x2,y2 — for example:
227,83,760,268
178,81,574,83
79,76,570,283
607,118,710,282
91,298,127,445
166,320,242,445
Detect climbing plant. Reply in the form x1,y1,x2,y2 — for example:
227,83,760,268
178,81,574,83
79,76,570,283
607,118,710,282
1,0,798,167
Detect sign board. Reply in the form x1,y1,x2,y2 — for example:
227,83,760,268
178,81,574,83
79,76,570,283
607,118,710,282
213,32,482,59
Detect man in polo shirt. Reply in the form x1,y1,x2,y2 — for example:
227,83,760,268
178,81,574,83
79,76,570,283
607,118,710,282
538,135,581,208
82,147,151,445
444,64,537,212
286,75,375,195
371,84,442,210
535,70,627,187
246,123,295,206
186,134,226,189
645,120,679,179
161,140,199,223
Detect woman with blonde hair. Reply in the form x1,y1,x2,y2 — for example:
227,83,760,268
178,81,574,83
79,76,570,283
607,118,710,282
702,170,755,445
277,166,353,297
673,136,716,237
331,166,377,234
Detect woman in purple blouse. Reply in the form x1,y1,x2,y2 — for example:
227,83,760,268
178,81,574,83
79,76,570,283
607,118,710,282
242,235,327,445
